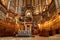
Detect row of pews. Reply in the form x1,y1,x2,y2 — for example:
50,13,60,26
32,14,60,37
0,19,23,36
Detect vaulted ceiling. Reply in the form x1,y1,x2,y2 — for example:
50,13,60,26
0,0,57,23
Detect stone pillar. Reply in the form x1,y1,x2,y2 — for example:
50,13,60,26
7,0,11,10
15,15,20,27
39,0,42,13
32,0,35,6
15,0,19,13
23,0,25,7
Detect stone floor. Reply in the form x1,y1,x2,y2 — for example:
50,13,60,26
0,34,60,40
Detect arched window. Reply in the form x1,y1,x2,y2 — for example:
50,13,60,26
9,0,16,11
0,11,5,20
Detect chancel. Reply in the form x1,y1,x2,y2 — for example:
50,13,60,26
0,0,60,37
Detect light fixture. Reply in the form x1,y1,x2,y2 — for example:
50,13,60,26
27,12,31,16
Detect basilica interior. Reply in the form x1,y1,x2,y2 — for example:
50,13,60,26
0,0,60,37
